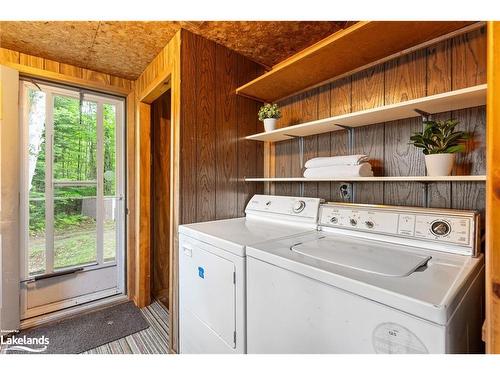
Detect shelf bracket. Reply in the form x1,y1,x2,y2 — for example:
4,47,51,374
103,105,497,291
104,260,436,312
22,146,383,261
414,108,432,123
335,124,355,154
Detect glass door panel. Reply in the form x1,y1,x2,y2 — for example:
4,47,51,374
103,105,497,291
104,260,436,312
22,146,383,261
26,88,47,275
53,185,97,269
103,103,117,263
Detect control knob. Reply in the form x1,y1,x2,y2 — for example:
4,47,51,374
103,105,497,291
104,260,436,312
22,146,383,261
350,218,357,226
365,221,374,229
293,200,306,213
430,220,451,236
330,216,338,224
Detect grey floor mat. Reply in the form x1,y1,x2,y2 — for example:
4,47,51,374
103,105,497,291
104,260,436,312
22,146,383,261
6,301,149,354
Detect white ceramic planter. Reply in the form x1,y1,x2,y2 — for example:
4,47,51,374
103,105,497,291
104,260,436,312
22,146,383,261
263,118,277,132
425,153,455,176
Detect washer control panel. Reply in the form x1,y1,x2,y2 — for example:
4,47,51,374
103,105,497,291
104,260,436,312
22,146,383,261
246,195,322,219
319,203,477,252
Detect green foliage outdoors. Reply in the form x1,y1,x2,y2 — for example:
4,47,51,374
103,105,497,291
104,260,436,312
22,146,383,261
258,103,282,121
29,92,117,235
28,90,119,272
409,119,470,155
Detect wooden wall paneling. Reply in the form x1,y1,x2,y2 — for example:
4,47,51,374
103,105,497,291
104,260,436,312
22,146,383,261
383,118,426,206
215,45,239,219
329,77,352,202
351,65,385,204
43,59,60,73
137,102,151,308
316,84,332,201
237,56,261,213
298,90,320,198
451,106,486,215
383,50,426,206
58,63,83,79
196,37,217,222
19,53,44,69
254,99,265,197
452,27,487,90
451,27,487,216
0,48,132,95
0,48,20,64
426,39,453,207
151,91,171,308
274,96,294,196
486,20,500,354
179,32,198,225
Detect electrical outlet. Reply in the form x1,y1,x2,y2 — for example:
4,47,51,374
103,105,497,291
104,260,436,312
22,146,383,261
339,183,352,201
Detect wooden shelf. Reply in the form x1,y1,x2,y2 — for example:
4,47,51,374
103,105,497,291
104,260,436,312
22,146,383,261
236,21,476,103
245,84,487,142
245,176,486,182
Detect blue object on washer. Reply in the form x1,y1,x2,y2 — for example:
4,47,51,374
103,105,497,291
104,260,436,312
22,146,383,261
198,266,205,279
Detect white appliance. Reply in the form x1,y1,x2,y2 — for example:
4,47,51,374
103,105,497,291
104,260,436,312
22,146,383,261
178,194,322,353
247,202,484,354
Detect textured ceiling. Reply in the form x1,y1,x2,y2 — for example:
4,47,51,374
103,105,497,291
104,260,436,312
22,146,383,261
0,21,350,79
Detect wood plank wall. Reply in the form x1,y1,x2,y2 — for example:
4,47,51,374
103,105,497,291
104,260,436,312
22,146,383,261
179,30,264,224
151,90,171,308
273,27,486,217
0,47,133,94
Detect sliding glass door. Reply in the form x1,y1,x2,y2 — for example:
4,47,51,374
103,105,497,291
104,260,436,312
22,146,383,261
20,80,125,319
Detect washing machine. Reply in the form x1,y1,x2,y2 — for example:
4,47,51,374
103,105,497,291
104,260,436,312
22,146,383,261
246,202,484,353
178,194,322,353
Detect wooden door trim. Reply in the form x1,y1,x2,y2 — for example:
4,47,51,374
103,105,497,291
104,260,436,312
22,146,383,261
486,21,500,353
135,69,172,308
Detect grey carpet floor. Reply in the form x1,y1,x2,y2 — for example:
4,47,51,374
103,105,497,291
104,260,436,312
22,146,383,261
1,300,168,354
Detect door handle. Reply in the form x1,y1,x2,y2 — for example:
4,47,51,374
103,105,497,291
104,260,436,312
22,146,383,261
21,267,84,284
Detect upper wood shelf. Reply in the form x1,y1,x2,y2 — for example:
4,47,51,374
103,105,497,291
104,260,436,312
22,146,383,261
245,176,486,182
236,21,476,103
245,84,487,142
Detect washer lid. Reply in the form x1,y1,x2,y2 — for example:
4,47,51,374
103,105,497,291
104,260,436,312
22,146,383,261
291,237,431,277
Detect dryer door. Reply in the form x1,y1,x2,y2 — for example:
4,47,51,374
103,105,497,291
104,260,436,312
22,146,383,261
179,238,236,352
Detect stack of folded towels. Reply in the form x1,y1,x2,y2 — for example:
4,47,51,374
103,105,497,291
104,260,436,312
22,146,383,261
303,154,373,178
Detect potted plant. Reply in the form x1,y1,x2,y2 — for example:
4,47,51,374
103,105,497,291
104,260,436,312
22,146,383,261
409,119,470,176
258,103,281,132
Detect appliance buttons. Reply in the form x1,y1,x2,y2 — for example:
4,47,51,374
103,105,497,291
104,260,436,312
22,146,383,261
365,221,374,229
293,200,306,213
350,218,357,226
430,220,451,236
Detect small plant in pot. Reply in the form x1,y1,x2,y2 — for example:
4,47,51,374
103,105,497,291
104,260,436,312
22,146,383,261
409,119,470,176
258,103,281,132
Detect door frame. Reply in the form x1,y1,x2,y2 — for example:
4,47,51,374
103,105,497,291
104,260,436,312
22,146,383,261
486,21,500,353
135,46,181,354
18,80,127,319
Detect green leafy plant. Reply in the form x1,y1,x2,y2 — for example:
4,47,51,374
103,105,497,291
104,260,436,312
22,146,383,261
409,119,470,155
258,103,282,121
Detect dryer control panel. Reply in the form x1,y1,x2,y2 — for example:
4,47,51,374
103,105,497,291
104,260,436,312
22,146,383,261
245,195,323,223
319,203,479,256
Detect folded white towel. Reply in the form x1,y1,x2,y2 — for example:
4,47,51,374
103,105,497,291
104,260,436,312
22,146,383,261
303,163,374,178
304,155,369,168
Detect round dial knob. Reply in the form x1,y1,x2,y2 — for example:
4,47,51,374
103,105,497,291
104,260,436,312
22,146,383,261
330,216,338,224
265,201,272,207
431,220,451,236
293,200,306,213
365,221,374,229
350,218,357,226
